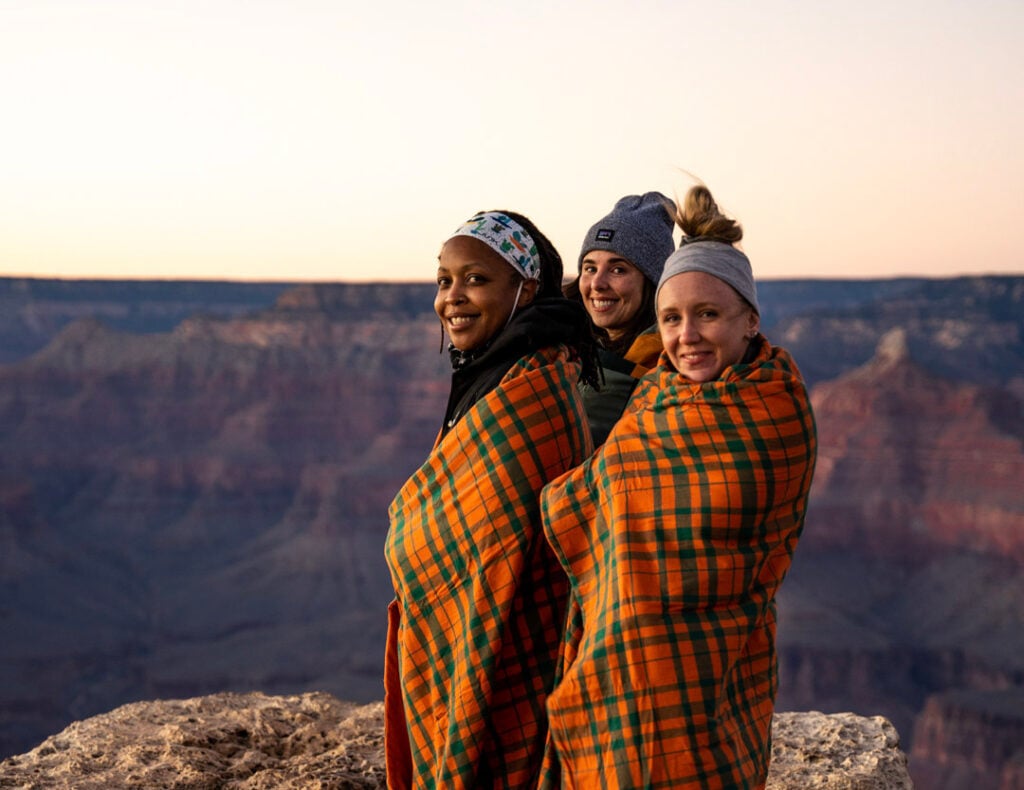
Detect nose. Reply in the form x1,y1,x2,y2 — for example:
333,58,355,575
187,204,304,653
591,268,610,290
678,315,701,344
445,281,466,303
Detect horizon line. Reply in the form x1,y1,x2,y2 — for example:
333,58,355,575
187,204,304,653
3,272,1022,286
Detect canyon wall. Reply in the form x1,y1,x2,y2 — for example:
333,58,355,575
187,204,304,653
1,275,1022,787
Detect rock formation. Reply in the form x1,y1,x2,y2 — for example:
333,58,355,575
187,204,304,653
0,277,294,363
0,286,448,757
803,327,1024,560
770,275,1024,387
2,276,1023,787
775,327,1024,787
0,692,911,789
910,688,1024,790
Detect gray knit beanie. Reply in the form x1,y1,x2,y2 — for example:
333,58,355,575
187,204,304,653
578,192,675,286
657,239,760,314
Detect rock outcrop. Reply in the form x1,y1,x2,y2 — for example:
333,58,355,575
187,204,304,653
770,711,912,789
785,325,1024,660
803,327,1024,562
910,688,1024,790
775,328,1024,787
0,692,911,789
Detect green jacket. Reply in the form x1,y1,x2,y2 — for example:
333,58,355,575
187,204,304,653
580,327,663,447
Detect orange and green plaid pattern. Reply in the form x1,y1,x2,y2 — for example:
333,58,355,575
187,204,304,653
540,342,817,789
384,346,592,790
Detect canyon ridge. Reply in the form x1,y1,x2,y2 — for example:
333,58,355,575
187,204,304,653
1,275,1022,788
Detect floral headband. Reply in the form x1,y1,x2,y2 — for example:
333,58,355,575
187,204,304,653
448,211,541,281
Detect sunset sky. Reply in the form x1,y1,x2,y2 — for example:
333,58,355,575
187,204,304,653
2,0,1022,283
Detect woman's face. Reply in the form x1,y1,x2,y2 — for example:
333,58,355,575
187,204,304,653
657,271,759,382
435,236,536,352
579,251,647,342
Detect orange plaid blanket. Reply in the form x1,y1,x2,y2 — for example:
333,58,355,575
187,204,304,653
540,341,817,789
384,346,591,789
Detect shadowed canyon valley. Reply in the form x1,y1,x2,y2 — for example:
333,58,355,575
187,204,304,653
1,275,1022,788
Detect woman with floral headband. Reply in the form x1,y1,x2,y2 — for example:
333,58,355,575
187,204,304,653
540,184,817,788
383,209,598,789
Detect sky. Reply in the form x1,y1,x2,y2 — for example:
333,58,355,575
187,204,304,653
2,0,1022,283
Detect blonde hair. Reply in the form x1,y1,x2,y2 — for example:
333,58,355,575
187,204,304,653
675,184,743,245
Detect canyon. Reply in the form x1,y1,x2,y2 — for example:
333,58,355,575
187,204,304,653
1,275,1022,787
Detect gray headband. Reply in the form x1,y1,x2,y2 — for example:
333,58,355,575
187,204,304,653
657,239,759,314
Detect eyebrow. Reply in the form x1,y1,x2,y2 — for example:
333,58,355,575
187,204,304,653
582,255,630,264
437,262,487,273
658,300,725,314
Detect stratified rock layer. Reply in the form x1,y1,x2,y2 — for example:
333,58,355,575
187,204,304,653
910,688,1024,790
0,692,910,789
3,276,1023,785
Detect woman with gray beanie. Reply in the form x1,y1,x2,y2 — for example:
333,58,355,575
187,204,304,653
564,191,676,446
539,183,817,788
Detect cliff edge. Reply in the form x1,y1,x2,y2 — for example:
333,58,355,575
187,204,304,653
0,692,911,789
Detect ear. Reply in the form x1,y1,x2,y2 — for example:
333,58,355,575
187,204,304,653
517,278,539,308
746,310,760,339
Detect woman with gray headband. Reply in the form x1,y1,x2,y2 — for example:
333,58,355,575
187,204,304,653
565,192,676,446
540,185,818,788
384,209,598,789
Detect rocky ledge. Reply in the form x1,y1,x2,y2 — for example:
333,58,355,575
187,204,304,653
0,692,912,789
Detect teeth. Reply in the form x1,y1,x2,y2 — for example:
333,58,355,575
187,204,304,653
592,300,616,308
449,316,474,326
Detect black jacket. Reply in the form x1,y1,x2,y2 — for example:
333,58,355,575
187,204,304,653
440,298,597,439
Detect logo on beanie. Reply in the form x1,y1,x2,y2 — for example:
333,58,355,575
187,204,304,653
596,229,615,242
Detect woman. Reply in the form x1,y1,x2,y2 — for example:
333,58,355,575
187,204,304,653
383,209,598,789
540,185,818,789
566,192,675,446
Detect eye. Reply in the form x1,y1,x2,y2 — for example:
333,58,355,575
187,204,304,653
698,309,718,319
658,312,679,326
581,263,597,275
437,276,451,288
611,265,629,275
466,273,487,285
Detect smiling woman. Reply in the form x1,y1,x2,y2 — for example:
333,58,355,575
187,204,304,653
434,235,536,354
383,209,598,789
564,192,676,446
538,183,818,789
